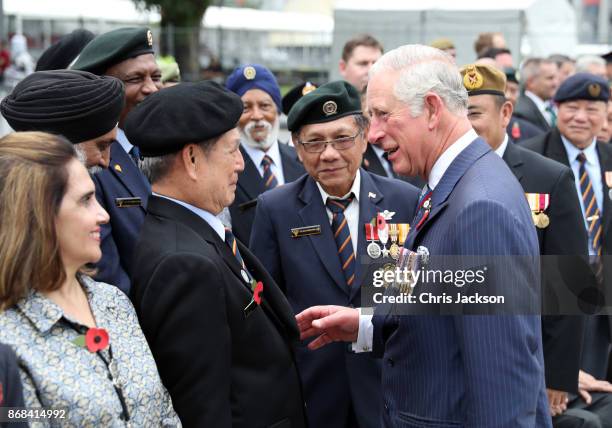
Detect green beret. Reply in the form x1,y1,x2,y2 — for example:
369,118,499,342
287,80,361,132
71,27,155,75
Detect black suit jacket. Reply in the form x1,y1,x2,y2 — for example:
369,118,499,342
362,143,426,188
514,94,552,133
507,116,545,144
503,142,589,393
230,143,305,245
131,196,306,428
0,343,25,428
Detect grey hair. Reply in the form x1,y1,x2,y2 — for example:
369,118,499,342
74,143,102,175
575,55,606,73
369,44,468,117
140,152,179,184
519,57,557,85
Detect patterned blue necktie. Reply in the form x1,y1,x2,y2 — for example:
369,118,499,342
577,153,603,281
261,155,279,189
129,146,141,165
225,228,246,269
326,195,356,287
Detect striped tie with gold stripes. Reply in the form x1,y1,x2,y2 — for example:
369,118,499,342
326,195,356,287
577,152,603,280
261,155,279,190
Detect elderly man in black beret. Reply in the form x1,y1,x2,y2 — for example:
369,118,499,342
125,80,307,428
522,73,612,427
35,29,94,71
71,27,162,294
0,69,123,173
250,80,419,428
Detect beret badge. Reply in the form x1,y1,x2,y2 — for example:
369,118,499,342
243,66,257,80
588,83,601,98
463,66,484,91
322,100,338,116
147,30,153,47
302,82,317,96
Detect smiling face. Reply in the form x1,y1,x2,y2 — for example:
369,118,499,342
55,159,109,271
557,99,607,149
238,89,279,150
367,69,431,177
467,94,512,150
105,53,162,128
295,115,367,197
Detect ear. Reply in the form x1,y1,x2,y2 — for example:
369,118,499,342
339,59,347,76
181,144,199,181
423,93,444,131
501,101,513,128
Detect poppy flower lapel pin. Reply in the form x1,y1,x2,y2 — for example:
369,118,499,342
244,281,264,318
72,328,109,353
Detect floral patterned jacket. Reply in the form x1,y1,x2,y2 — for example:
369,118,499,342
0,275,181,427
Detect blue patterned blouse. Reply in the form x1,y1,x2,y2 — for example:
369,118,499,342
0,275,181,427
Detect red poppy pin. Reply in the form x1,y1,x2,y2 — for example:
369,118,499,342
72,328,109,353
253,282,264,305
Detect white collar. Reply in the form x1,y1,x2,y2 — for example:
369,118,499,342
525,90,549,111
115,128,133,154
494,134,509,158
241,140,281,169
428,129,479,190
561,135,598,165
317,168,361,203
152,192,226,241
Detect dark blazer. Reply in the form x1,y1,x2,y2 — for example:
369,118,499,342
93,142,150,294
522,128,612,379
514,93,552,133
230,143,305,245
250,170,419,428
373,138,551,427
507,116,545,144
503,142,589,394
0,343,25,424
362,144,426,188
131,196,306,428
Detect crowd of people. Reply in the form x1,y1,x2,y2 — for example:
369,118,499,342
1,25,612,428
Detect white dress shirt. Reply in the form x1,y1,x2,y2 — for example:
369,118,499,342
152,192,226,241
352,128,479,352
561,136,603,256
525,90,555,126
242,140,286,185
317,169,361,254
115,128,133,154
494,134,509,158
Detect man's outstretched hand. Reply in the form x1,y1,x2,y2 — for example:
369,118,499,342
295,305,360,350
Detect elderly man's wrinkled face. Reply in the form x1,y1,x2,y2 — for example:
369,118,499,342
295,115,367,197
367,69,431,177
557,99,607,149
238,89,279,151
105,53,162,128
76,127,117,173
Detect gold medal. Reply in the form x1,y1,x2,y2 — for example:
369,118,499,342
397,224,410,245
390,243,400,260
536,212,550,229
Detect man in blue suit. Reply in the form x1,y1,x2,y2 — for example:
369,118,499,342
297,45,551,427
250,81,420,427
72,28,161,293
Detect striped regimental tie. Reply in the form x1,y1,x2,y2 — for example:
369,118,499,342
261,155,279,190
577,152,603,281
326,195,356,287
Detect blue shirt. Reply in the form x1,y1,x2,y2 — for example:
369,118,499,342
561,136,603,256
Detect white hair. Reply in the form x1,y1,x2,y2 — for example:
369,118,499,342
140,153,178,184
369,44,468,117
575,55,606,72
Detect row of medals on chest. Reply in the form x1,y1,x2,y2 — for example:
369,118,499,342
365,221,410,260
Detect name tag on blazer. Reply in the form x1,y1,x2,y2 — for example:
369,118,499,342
115,197,142,208
238,199,257,211
291,225,321,238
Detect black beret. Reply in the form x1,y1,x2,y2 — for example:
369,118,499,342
287,80,361,132
504,67,518,84
35,29,95,71
281,81,318,115
554,72,610,104
1,70,124,143
71,27,155,75
124,81,243,157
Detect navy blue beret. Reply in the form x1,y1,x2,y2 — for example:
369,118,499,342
124,81,243,157
554,72,610,104
226,64,282,113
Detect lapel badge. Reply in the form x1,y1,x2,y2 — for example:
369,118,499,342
115,197,142,208
241,269,250,283
291,225,321,238
114,164,122,173
380,210,395,220
368,192,376,199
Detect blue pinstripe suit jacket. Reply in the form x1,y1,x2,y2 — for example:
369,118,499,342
373,138,551,427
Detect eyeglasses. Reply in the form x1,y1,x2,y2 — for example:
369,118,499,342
299,132,360,153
